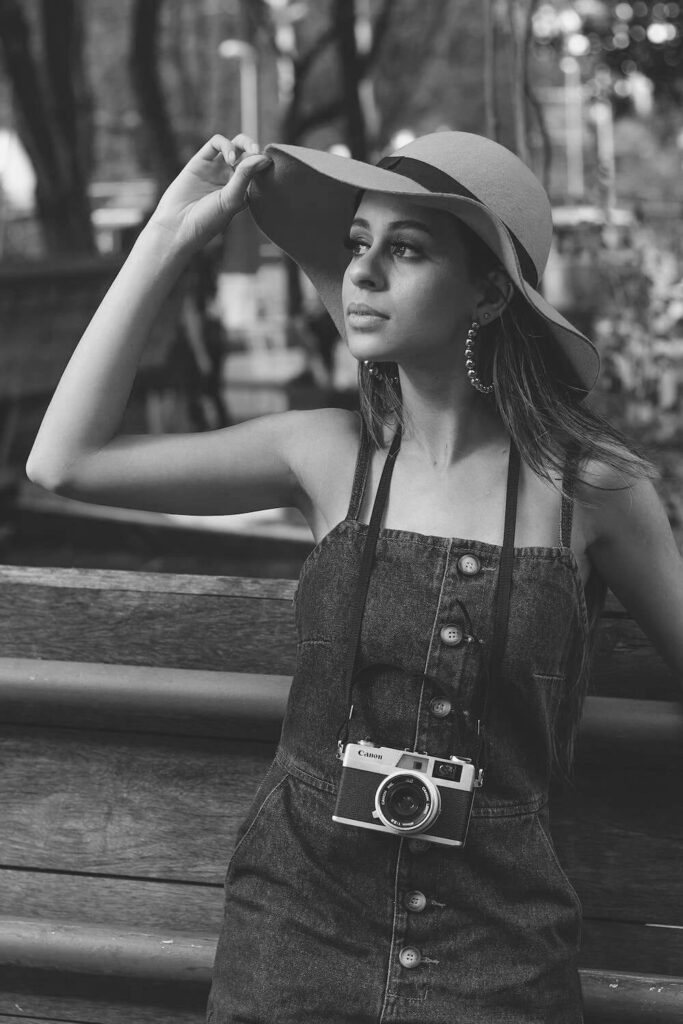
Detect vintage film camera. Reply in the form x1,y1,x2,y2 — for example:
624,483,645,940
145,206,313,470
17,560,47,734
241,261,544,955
333,739,484,847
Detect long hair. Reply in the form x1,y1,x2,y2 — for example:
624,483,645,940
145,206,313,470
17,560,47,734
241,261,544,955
356,218,657,779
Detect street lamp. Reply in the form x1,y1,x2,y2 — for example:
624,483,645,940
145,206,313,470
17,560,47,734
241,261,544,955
218,39,259,142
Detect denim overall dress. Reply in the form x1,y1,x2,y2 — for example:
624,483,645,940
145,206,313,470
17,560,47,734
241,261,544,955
207,426,606,1024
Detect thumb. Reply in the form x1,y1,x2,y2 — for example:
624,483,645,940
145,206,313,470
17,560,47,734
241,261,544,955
221,153,273,215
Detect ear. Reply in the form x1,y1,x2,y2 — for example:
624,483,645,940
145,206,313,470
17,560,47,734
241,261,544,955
475,269,513,324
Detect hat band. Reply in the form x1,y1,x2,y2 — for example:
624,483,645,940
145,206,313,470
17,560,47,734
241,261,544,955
377,154,538,287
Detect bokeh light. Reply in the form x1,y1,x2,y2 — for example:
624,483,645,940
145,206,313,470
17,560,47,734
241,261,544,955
567,33,592,56
647,22,677,44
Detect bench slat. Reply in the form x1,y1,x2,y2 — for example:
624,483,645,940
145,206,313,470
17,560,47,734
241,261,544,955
0,919,213,981
581,969,683,1023
0,725,270,883
1,917,682,1023
0,567,679,696
0,870,223,934
0,658,290,739
0,580,298,675
2,659,681,752
1,722,681,924
581,920,683,976
0,984,205,1024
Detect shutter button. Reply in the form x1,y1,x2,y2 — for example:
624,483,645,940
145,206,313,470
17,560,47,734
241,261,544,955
404,890,428,913
399,946,422,969
458,554,481,576
429,696,452,718
440,624,463,646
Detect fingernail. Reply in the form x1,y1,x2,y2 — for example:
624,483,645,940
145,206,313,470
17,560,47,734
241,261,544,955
250,142,259,153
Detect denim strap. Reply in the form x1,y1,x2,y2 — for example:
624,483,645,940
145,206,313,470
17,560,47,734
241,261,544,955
560,443,581,549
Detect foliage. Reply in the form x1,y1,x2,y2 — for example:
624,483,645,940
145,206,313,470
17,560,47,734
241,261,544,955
534,1,683,103
588,1,683,101
591,218,683,445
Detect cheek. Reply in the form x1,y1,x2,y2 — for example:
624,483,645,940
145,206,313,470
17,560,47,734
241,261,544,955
404,272,467,333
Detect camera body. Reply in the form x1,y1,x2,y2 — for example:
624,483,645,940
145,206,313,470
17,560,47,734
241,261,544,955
333,740,483,847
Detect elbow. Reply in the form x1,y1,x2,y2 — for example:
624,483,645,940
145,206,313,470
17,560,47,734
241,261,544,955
25,450,72,494
25,455,56,492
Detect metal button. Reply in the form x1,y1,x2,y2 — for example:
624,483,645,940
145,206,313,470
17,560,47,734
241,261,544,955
407,838,431,854
439,624,463,646
458,554,481,576
404,890,428,913
429,696,452,718
398,946,422,969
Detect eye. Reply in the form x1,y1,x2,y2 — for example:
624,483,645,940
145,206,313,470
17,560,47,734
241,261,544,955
342,234,367,256
390,239,420,258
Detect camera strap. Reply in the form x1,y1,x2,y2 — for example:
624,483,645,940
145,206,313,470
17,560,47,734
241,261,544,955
336,424,520,774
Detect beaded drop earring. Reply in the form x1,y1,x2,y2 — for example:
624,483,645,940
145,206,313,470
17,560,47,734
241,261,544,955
464,317,494,394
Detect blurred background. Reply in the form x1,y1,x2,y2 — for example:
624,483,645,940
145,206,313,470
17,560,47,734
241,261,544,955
0,0,682,578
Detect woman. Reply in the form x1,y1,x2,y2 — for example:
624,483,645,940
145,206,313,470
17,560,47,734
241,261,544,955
27,131,683,1023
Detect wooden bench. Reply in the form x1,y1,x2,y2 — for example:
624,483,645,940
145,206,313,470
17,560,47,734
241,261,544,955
0,564,681,1023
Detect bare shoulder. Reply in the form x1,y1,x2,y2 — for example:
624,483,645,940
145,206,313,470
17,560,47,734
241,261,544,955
574,445,661,547
283,407,361,468
283,407,363,534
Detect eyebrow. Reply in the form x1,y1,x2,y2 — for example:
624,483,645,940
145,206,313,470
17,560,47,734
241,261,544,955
351,217,435,236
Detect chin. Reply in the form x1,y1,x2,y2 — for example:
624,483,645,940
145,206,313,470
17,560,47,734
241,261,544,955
345,339,390,364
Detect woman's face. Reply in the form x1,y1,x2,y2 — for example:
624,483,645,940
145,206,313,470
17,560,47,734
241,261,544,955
340,192,481,371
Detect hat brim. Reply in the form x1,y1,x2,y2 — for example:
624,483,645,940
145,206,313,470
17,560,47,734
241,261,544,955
248,143,600,396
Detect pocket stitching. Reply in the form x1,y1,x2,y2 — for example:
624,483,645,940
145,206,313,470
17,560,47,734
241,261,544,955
230,768,289,864
532,671,565,685
534,812,583,911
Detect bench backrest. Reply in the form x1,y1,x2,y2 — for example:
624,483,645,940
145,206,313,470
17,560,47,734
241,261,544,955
0,565,681,1023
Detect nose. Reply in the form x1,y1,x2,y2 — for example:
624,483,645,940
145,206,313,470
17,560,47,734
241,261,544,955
347,244,385,290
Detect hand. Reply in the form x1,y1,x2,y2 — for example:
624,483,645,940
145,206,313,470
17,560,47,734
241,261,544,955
149,133,272,253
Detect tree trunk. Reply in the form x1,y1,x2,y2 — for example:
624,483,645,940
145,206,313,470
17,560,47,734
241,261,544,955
0,0,96,255
483,0,498,142
129,0,182,188
333,0,367,159
508,0,531,163
524,0,552,189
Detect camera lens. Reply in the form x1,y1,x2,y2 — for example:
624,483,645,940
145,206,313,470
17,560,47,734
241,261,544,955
374,771,440,834
389,781,424,821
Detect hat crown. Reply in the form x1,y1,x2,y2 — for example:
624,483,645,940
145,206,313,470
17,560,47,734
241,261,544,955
392,132,552,279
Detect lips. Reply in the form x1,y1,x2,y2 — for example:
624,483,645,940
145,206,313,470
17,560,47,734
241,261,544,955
346,302,389,318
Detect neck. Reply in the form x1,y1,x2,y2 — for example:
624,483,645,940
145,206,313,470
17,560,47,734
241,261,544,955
397,365,508,468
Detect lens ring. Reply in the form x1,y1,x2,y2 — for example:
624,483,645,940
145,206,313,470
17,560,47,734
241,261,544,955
374,770,441,834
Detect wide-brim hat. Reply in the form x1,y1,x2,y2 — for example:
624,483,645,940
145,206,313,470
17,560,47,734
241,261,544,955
247,131,600,396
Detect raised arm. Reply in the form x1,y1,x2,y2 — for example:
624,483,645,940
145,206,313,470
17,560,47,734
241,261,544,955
25,134,315,517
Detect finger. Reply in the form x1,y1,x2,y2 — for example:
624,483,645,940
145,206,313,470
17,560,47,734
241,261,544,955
230,133,260,155
190,135,235,169
229,152,272,183
219,153,272,212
